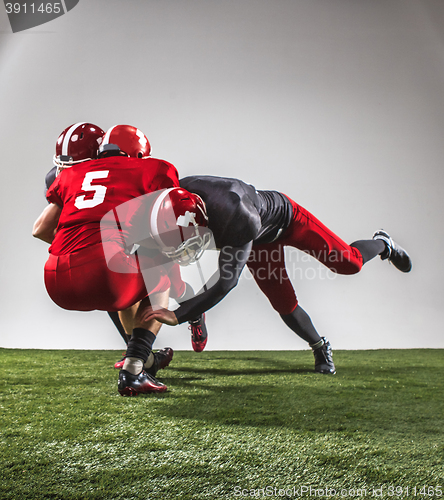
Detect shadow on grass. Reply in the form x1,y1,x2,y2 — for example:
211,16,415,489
149,352,444,435
171,365,311,376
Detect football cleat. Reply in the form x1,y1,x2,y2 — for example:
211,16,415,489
118,369,167,396
311,337,336,375
373,230,412,273
114,352,126,370
189,314,208,352
145,347,174,377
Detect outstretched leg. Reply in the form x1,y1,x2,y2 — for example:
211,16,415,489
280,197,411,273
248,199,412,375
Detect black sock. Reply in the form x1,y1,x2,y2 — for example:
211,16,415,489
350,239,386,265
107,311,130,345
280,305,322,345
125,328,156,364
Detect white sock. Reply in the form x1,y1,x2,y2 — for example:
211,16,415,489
122,357,144,375
144,352,154,369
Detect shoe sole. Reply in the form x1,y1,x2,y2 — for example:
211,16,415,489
192,338,208,353
119,387,139,397
119,385,167,396
315,369,336,375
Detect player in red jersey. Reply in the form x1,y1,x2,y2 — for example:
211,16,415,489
34,123,183,395
44,124,205,365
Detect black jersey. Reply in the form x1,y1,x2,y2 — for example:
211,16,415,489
180,176,293,248
174,176,293,323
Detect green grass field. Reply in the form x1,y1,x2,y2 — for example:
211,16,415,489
0,349,442,500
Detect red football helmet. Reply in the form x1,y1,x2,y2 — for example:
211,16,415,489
53,122,104,175
150,188,211,265
101,124,151,158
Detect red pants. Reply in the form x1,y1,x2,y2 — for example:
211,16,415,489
44,243,170,312
247,197,363,315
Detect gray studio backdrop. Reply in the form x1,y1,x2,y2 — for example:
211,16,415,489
0,0,443,350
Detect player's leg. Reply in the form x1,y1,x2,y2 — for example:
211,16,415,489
112,264,191,369
118,289,172,396
247,243,335,374
112,306,179,371
108,311,130,346
167,263,208,352
118,302,139,336
281,197,411,273
110,303,139,370
108,311,129,369
110,262,209,356
278,202,364,274
281,305,335,374
104,252,174,395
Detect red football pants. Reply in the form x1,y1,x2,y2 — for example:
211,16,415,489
44,243,170,312
247,197,363,315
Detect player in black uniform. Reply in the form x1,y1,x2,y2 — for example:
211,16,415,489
143,175,412,374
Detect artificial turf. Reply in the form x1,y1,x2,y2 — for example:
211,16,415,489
0,349,442,499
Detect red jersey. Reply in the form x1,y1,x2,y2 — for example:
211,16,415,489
46,156,179,255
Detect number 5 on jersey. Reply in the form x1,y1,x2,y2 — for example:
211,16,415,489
74,171,110,209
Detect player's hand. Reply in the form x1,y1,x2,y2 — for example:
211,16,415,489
142,306,179,326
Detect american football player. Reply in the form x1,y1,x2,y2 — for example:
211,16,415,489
35,123,183,396
45,124,208,359
142,175,412,375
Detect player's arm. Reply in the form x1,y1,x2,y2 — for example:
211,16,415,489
32,203,62,244
142,241,253,325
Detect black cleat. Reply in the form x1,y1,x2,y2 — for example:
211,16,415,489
311,337,336,374
118,369,167,396
145,347,174,377
373,229,412,273
189,314,208,352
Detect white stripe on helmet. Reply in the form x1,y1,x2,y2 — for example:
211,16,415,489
102,125,118,146
62,122,86,156
136,128,147,147
150,188,177,248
